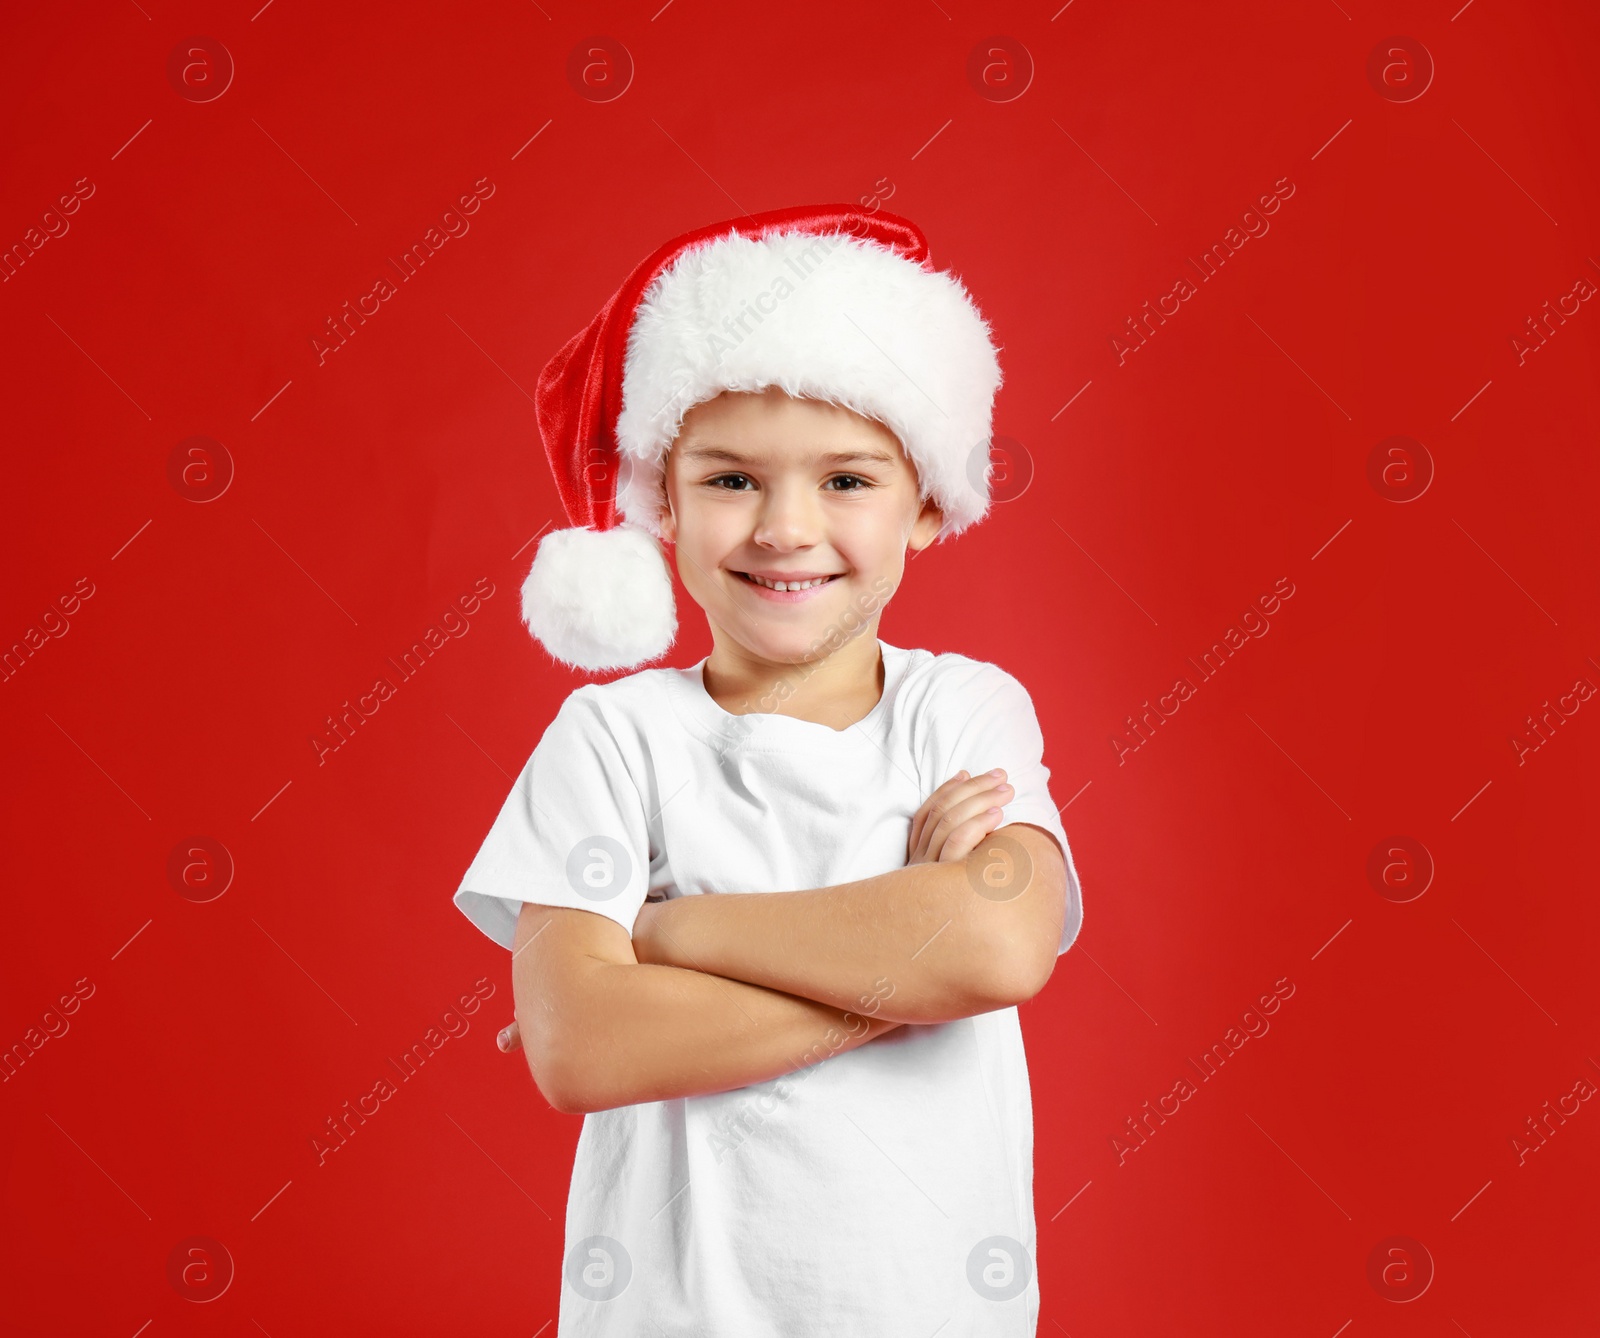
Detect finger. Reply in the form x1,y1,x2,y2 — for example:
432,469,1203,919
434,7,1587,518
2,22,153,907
928,790,1011,864
941,808,1006,863
908,774,1004,870
497,1021,523,1053
926,784,1013,855
909,770,970,852
921,768,1004,832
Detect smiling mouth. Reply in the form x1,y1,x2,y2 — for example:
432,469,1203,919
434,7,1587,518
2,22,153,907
734,571,844,592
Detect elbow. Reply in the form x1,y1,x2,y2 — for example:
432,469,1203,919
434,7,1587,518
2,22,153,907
964,826,1067,1010
540,1067,591,1116
547,1071,635,1117
976,927,1058,1009
534,1036,639,1116
1011,949,1058,1005
521,1026,599,1116
979,957,1054,1010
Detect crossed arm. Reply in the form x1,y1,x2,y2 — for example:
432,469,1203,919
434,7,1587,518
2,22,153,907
630,819,1065,1023
504,770,1069,1114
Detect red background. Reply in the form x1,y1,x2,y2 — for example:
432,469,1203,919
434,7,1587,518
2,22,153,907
3,1,1597,1333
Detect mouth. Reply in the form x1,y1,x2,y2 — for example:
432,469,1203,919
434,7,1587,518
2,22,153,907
732,570,845,602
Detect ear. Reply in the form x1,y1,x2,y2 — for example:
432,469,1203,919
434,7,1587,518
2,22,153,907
656,461,677,545
907,496,945,553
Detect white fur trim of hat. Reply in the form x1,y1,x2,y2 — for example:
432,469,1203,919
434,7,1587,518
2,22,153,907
613,227,1002,541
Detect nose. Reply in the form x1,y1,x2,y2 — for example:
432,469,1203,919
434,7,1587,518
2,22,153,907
751,479,821,551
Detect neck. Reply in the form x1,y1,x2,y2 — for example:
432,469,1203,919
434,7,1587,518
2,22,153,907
701,622,886,730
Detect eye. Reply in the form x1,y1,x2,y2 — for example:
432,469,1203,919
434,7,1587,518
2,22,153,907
705,473,755,491
825,474,874,492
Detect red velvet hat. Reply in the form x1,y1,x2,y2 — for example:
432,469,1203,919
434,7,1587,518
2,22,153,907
522,202,1003,672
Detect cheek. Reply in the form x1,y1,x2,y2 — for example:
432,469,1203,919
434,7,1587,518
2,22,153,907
835,499,914,565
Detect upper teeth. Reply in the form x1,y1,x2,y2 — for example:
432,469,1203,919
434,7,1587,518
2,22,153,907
746,574,831,591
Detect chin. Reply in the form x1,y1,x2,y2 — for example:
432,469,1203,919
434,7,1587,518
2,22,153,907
738,627,829,665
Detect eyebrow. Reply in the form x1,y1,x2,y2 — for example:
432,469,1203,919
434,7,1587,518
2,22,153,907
679,445,899,466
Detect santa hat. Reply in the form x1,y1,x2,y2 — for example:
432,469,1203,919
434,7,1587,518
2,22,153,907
521,202,1003,673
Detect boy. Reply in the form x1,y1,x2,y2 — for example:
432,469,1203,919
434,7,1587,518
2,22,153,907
453,204,1085,1335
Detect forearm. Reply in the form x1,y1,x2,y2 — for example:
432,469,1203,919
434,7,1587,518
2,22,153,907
636,857,1011,1024
543,957,900,1114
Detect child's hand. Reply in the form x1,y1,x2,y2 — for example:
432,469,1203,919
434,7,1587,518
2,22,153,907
907,769,1012,865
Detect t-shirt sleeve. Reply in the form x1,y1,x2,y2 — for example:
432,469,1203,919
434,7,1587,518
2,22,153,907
924,660,1085,956
452,688,651,952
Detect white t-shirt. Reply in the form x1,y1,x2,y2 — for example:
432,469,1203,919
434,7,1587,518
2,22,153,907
454,641,1085,1336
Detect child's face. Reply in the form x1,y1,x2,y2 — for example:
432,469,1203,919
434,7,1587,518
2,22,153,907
659,387,944,665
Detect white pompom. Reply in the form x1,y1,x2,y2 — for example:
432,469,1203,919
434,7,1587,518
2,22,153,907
520,525,677,673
